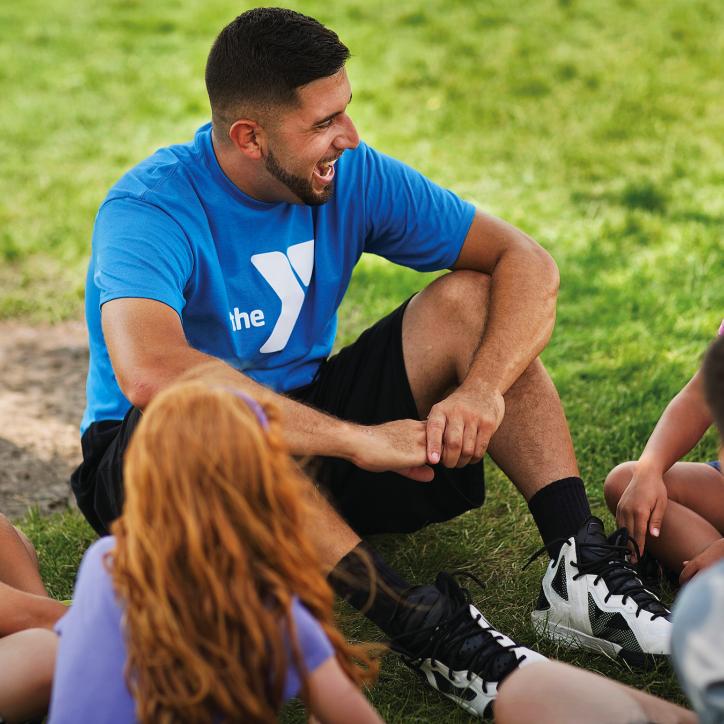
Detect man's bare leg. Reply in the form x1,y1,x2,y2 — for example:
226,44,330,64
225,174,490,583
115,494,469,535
325,270,596,718
326,270,583,650
305,483,361,569
402,270,674,673
315,269,579,571
403,270,579,498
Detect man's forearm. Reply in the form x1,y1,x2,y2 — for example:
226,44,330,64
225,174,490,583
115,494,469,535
462,244,559,396
131,346,360,459
187,361,431,478
103,297,401,465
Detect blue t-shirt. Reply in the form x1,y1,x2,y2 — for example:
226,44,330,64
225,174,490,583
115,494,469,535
49,537,335,723
81,123,475,432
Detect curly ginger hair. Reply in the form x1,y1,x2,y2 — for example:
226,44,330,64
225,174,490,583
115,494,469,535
110,378,379,723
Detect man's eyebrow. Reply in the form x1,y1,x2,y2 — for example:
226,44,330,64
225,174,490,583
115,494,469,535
313,92,353,127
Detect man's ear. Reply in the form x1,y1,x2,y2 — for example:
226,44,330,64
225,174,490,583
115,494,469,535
228,119,265,160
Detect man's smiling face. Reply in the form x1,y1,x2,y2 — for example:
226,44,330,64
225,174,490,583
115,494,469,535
262,68,359,206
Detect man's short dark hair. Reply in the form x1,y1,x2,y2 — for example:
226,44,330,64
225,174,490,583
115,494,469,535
703,334,724,438
205,8,350,134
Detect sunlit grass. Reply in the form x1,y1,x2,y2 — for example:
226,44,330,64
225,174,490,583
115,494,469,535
5,0,723,721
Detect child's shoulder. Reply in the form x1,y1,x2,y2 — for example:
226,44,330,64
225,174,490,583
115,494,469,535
86,535,116,556
290,597,334,660
81,536,116,570
74,536,117,594
56,537,121,637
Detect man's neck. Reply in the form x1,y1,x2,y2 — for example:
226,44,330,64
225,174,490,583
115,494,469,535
211,132,295,204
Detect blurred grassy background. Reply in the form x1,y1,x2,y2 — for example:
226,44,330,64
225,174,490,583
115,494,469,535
2,0,722,721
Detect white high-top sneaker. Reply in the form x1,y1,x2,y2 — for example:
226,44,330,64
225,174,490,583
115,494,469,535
530,517,671,667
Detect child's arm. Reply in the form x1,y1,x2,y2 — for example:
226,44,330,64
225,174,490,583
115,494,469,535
0,514,48,595
307,657,384,724
0,515,67,635
0,581,67,636
617,369,712,554
0,628,58,723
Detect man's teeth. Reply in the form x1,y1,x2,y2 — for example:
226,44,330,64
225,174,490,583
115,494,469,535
317,159,337,175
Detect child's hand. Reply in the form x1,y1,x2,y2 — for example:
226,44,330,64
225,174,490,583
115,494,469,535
680,538,724,583
615,468,668,558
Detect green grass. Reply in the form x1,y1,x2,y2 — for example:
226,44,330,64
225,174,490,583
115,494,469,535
4,0,724,721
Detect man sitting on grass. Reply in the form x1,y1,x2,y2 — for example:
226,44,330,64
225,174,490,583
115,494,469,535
71,7,670,717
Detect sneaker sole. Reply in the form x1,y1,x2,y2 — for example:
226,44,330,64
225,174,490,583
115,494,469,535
408,659,492,719
400,655,495,721
531,611,667,669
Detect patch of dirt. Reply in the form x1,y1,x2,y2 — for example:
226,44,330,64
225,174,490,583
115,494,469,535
0,321,88,518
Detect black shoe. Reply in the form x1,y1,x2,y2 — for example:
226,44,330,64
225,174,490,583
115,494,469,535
390,571,547,718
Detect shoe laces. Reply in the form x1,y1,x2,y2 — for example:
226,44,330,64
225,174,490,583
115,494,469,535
390,571,525,691
524,529,669,621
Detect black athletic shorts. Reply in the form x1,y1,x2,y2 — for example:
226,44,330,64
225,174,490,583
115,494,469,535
71,298,485,536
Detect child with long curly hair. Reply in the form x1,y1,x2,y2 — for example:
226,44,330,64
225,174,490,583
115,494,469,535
49,378,382,723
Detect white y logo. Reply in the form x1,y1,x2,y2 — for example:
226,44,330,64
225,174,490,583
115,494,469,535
251,239,314,353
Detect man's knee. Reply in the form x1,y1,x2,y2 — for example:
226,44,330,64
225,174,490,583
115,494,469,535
435,268,491,308
403,271,492,412
604,462,635,511
423,270,491,332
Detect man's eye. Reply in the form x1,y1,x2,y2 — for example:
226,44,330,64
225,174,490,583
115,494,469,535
316,119,334,130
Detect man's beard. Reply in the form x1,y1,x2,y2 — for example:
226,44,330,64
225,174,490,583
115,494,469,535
265,149,334,206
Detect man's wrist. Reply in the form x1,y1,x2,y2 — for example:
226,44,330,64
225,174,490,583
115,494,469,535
324,419,364,463
458,375,504,399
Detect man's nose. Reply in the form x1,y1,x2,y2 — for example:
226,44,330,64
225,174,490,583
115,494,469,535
336,113,360,150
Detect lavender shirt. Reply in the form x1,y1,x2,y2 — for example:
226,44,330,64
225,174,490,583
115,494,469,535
49,537,334,723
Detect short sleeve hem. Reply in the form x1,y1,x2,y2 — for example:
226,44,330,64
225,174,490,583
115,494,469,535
98,290,185,318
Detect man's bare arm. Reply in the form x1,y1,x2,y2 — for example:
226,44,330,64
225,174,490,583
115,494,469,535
453,211,559,393
425,211,560,466
102,298,433,480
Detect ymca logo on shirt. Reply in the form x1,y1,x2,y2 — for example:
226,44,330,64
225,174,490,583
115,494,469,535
228,239,315,354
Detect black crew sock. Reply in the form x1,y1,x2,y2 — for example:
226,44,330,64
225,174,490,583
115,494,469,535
528,476,592,559
328,541,411,636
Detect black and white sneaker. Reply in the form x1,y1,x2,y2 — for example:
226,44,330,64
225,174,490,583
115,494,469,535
528,517,671,667
390,571,547,718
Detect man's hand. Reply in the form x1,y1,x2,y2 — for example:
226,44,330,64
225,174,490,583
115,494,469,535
680,538,724,584
425,386,505,468
615,468,668,558
350,420,434,482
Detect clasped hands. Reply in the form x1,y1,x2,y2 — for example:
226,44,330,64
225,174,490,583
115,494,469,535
351,386,504,483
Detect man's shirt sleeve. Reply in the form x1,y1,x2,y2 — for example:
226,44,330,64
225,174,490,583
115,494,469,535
92,196,193,315
361,145,476,272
